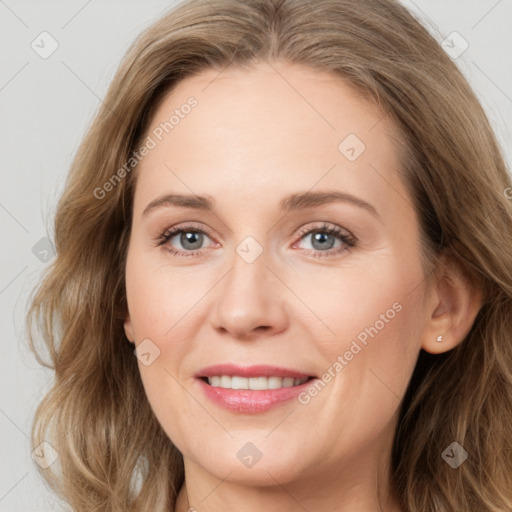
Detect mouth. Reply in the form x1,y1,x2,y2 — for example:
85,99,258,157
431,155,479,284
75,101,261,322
195,364,318,413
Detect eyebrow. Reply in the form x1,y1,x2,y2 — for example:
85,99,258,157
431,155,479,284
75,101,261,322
142,190,379,218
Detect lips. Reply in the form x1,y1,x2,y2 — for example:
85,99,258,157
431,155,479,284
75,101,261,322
195,364,318,414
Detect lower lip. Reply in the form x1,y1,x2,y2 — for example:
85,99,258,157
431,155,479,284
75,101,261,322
196,377,318,414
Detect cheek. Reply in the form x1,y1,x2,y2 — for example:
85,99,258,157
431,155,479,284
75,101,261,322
136,362,206,453
125,250,208,444
299,254,422,346
125,247,205,340
300,270,424,458
303,254,425,401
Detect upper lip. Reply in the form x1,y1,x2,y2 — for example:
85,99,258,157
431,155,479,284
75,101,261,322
196,364,315,379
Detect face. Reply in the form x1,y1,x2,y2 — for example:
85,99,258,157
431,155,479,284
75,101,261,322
124,61,431,490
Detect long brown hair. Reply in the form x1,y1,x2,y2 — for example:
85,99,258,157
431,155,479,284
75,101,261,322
26,0,512,510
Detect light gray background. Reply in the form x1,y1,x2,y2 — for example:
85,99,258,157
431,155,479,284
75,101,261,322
1,1,511,510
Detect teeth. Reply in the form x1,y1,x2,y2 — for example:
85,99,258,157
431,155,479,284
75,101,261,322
206,375,309,389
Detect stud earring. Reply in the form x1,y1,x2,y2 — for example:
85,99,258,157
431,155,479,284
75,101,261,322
436,335,443,343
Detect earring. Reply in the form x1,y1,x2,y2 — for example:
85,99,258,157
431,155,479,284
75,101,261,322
436,335,443,343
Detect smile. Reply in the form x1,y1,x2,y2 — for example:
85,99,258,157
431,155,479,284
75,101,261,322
195,364,318,414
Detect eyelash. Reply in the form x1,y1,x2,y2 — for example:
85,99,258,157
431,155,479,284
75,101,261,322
155,222,357,259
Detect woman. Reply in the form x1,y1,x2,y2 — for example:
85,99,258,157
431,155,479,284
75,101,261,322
26,0,512,510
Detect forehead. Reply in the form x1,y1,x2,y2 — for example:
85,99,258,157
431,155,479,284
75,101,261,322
133,61,408,221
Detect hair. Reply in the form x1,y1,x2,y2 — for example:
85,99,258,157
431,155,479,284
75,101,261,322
25,0,512,510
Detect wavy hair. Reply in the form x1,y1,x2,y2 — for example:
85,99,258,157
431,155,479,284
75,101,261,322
26,0,512,510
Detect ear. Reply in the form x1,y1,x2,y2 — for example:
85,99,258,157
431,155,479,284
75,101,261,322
124,312,136,344
421,253,483,354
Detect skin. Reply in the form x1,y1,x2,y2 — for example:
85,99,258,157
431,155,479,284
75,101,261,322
123,60,482,512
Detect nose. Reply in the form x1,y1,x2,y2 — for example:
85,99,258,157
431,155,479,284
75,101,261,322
209,242,289,340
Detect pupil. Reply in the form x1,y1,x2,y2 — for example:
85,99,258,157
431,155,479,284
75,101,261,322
312,232,334,250
182,231,203,250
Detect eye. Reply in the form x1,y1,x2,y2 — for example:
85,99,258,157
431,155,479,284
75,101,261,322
293,223,357,258
155,223,215,257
